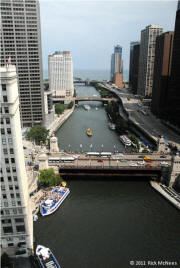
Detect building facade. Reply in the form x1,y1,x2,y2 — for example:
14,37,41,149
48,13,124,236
0,65,33,256
137,25,163,96
48,51,74,99
165,1,180,127
129,41,139,86
110,45,124,87
129,42,140,94
151,32,174,117
0,0,44,127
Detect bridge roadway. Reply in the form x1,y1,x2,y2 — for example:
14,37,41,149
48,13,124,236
52,97,117,102
48,152,171,177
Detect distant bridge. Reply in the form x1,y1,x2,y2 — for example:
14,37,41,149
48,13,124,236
52,97,118,103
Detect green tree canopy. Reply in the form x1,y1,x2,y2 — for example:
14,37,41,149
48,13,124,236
26,125,48,145
55,104,65,115
39,168,60,187
67,101,74,109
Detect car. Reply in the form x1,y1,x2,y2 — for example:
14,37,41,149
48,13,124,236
145,164,152,167
159,162,169,167
120,159,127,162
137,161,145,165
98,159,103,163
129,163,138,167
160,155,167,158
23,146,27,149
138,155,144,158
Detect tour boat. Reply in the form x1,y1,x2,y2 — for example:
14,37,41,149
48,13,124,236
119,135,131,146
36,245,61,268
84,104,90,110
40,184,70,216
86,128,93,136
109,122,116,130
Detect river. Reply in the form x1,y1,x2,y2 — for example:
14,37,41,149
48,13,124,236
34,85,180,268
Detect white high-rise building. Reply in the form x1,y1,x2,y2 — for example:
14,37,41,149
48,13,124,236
0,65,33,256
48,51,74,99
137,24,163,96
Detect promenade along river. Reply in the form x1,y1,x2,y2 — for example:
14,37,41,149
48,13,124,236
34,85,180,268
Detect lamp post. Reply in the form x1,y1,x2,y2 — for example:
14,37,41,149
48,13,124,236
90,144,93,152
80,144,83,153
68,144,71,154
101,144,104,153
114,144,116,154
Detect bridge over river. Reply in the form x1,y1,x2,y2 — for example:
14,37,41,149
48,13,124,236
52,96,118,103
46,152,171,179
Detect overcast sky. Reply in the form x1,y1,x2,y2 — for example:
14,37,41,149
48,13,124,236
40,0,178,71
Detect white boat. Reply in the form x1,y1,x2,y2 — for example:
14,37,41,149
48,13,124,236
36,245,61,268
40,186,70,216
95,107,98,110
109,123,116,130
93,94,97,97
119,135,131,146
84,104,90,110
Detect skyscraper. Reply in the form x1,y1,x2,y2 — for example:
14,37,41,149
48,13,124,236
0,65,33,256
48,51,74,100
110,45,124,87
151,32,174,116
0,0,44,127
129,42,139,84
137,25,163,96
129,42,140,93
165,1,180,127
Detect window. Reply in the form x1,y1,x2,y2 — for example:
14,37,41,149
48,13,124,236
3,148,8,154
11,193,14,198
15,185,19,190
1,118,3,124
11,158,15,163
2,219,11,224
9,185,13,190
1,210,4,215
4,202,8,207
1,186,5,190
3,194,7,199
8,243,14,247
13,209,17,214
6,167,10,172
12,201,16,206
1,129,5,134
1,177,4,182
8,176,12,181
5,158,9,164
4,107,9,113
15,218,24,223
3,226,13,234
3,96,8,102
8,138,12,144
16,193,20,198
2,84,6,91
10,148,14,154
14,176,17,181
16,225,25,233
12,167,16,172
5,210,10,215
7,128,11,134
6,118,10,124
17,201,21,206
2,139,6,145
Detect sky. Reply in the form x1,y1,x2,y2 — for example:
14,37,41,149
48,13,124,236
39,0,178,71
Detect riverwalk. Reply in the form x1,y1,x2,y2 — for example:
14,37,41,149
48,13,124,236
150,181,180,210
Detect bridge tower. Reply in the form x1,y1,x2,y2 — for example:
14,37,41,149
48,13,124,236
50,133,59,153
38,153,49,170
169,153,180,187
157,135,170,154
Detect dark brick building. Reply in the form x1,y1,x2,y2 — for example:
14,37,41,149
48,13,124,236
165,1,180,127
152,32,174,116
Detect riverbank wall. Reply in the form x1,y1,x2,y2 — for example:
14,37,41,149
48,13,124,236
48,106,75,136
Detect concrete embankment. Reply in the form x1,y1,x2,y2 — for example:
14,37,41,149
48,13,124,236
150,181,180,210
48,106,75,136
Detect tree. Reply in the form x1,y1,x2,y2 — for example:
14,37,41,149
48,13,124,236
67,101,74,109
26,125,48,145
116,118,128,133
39,168,60,187
55,104,65,115
73,89,77,97
1,253,11,267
